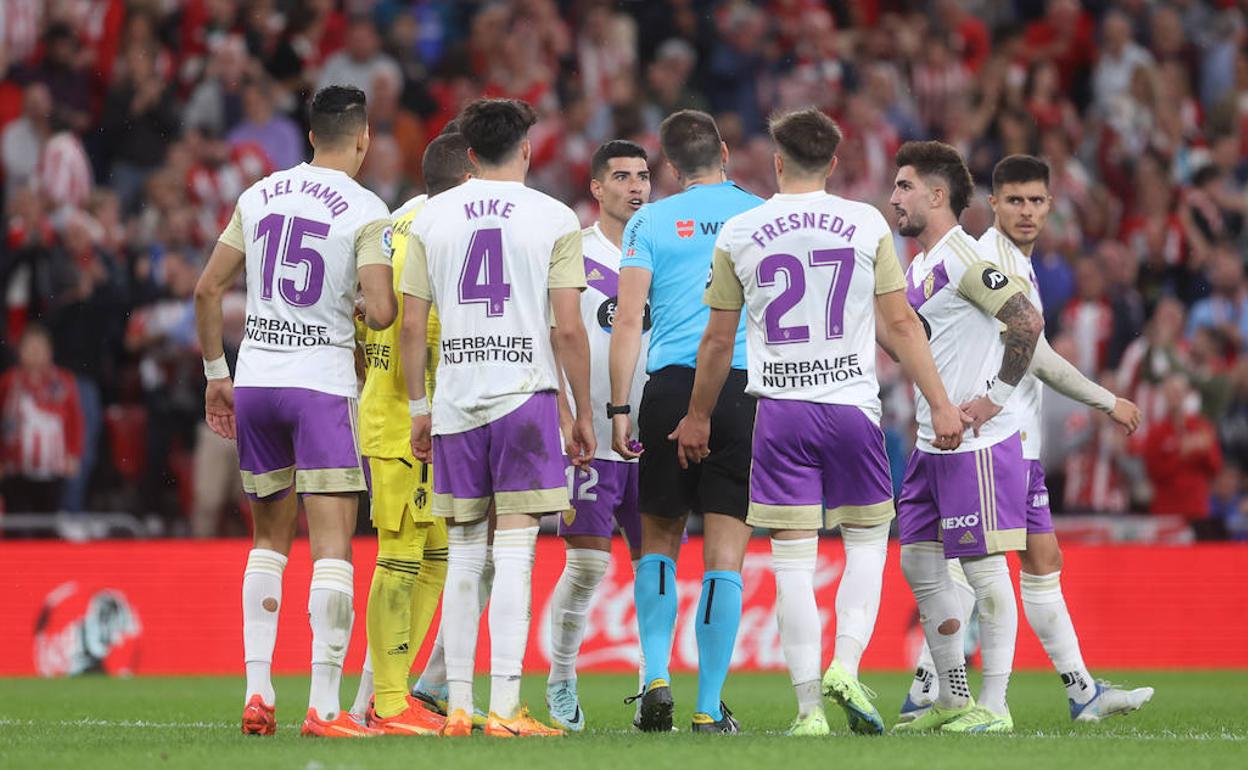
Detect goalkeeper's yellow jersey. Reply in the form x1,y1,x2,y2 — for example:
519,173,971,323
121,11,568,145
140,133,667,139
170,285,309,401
359,195,441,461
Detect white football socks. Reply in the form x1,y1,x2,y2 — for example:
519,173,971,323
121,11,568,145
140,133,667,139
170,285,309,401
908,556,976,704
489,526,540,719
1020,570,1096,704
900,543,969,708
243,548,287,705
308,559,354,720
349,648,373,716
444,519,489,715
419,551,493,695
835,523,889,679
771,536,822,716
962,555,1017,716
547,548,611,683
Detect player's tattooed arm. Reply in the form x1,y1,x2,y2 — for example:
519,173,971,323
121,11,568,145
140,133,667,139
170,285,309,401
994,293,1044,386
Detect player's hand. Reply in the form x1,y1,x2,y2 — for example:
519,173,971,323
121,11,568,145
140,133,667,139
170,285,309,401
411,415,432,463
668,413,710,470
959,394,1002,438
612,413,641,460
569,416,596,468
558,411,576,453
205,378,236,440
930,401,969,451
1109,397,1142,435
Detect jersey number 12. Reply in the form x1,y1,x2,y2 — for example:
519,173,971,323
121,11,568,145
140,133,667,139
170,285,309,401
758,248,855,345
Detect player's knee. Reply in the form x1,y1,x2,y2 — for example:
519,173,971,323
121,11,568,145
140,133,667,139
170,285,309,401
1020,541,1063,575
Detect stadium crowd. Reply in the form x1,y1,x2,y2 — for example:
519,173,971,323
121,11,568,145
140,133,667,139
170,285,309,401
0,0,1245,538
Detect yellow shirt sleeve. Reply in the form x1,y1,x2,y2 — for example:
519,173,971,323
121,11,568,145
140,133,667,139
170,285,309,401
355,218,393,270
956,260,1025,317
549,229,587,289
703,247,745,310
873,235,907,295
397,232,433,300
218,206,245,252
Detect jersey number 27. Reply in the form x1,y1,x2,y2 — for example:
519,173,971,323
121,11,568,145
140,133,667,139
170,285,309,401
758,248,855,345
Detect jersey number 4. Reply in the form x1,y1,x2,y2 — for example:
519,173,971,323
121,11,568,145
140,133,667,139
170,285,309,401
459,227,511,316
758,248,855,345
254,213,329,307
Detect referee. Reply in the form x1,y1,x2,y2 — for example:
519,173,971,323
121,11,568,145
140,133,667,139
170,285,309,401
608,110,761,734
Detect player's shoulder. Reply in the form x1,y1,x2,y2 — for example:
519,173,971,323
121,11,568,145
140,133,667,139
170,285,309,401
937,226,983,268
391,193,428,221
339,176,390,221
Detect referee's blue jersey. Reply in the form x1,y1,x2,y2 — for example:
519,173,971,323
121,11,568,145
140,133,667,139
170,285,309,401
621,180,761,372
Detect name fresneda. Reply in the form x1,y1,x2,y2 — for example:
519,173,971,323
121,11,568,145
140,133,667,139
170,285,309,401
244,315,332,346
442,335,534,364
761,354,864,388
750,212,859,249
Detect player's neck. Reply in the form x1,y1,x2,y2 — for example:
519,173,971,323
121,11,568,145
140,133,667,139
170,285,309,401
597,216,625,249
474,160,527,184
682,168,726,189
308,152,359,177
1003,228,1037,258
916,217,958,255
777,177,826,195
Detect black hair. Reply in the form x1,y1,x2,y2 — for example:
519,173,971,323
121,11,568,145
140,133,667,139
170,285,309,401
308,85,368,147
658,110,722,176
458,98,537,165
423,133,473,196
991,154,1050,192
591,140,648,180
895,140,974,217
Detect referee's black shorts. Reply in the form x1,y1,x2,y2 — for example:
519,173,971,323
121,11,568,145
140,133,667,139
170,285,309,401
637,365,756,521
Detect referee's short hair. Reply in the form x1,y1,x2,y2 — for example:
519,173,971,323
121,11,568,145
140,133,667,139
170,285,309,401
659,110,722,177
769,108,842,175
423,132,472,197
895,140,974,217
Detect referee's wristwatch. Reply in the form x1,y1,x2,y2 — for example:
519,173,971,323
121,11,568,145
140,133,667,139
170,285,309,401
605,402,631,418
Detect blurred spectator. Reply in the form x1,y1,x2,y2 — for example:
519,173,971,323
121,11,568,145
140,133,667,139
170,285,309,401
1142,373,1223,529
101,45,179,213
1096,240,1147,370
23,23,92,135
1091,9,1154,117
0,325,82,513
1181,165,1245,260
1209,465,1247,541
1185,246,1248,359
226,76,304,171
316,16,399,101
1060,257,1113,376
183,35,252,138
2,82,52,198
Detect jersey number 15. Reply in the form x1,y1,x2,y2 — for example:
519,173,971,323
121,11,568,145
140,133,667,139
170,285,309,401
758,248,855,345
254,213,329,307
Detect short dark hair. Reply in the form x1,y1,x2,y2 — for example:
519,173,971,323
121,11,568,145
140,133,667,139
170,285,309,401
591,140,648,180
308,85,368,147
659,110,722,176
991,154,1050,192
423,133,473,196
458,98,537,165
769,108,842,174
895,140,974,217
440,117,461,136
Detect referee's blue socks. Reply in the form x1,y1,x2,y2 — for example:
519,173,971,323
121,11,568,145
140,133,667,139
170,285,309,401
695,570,742,720
635,553,678,685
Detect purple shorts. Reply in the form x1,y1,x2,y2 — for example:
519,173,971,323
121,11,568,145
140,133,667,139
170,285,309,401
747,399,895,531
431,392,569,522
558,459,642,547
1025,458,1054,534
897,433,1028,558
234,387,364,500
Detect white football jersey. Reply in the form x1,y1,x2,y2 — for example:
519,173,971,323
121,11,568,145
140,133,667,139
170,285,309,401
399,177,586,436
904,226,1025,453
567,223,649,461
980,226,1045,460
705,191,905,425
230,163,392,398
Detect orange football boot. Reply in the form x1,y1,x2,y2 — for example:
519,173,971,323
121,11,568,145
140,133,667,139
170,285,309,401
441,708,474,737
369,698,447,736
300,708,382,738
484,707,565,738
241,695,276,736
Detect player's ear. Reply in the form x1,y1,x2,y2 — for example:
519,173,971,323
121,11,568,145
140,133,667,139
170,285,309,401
773,152,783,179
307,130,316,151
520,139,532,164
720,141,729,167
467,147,481,168
590,176,603,202
827,155,838,178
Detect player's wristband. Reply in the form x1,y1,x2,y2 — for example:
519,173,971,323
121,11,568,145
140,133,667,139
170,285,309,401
203,356,230,380
987,379,1016,408
408,399,430,418
606,403,631,418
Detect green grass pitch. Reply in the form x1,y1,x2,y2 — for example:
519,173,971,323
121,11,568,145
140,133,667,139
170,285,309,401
1,671,1244,770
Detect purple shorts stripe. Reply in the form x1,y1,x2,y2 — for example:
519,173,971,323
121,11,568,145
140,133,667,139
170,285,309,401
1025,458,1054,534
897,433,1028,558
748,399,893,510
558,459,641,547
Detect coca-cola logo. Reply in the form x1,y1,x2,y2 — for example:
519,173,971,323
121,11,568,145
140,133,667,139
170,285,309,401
33,582,142,677
537,552,844,670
